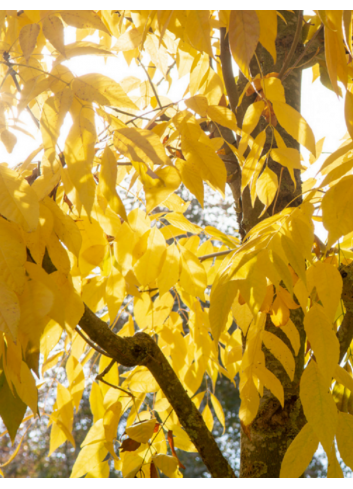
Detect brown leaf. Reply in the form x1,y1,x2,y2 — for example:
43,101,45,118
167,430,186,470
150,462,159,478
120,437,141,452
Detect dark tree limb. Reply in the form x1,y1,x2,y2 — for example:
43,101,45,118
220,27,239,115
338,264,353,362
78,305,236,478
278,10,303,79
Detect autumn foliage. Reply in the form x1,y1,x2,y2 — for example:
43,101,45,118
0,9,353,478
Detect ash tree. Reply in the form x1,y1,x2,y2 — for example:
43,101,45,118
0,9,353,478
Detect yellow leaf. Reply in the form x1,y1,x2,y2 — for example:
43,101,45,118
0,373,26,443
175,157,204,207
256,10,277,63
11,361,38,415
126,419,157,443
241,130,266,191
261,77,285,103
113,28,142,51
114,127,170,167
325,25,348,96
281,234,306,285
144,166,181,214
306,262,342,322
202,404,214,432
262,331,295,381
209,281,238,344
1,130,17,153
271,148,302,187
42,15,65,56
304,304,339,386
300,361,338,455
134,227,166,286
153,454,181,478
145,33,169,78
43,197,82,257
242,101,265,135
327,445,344,478
164,212,201,234
239,377,260,425
272,101,316,155
179,246,207,300
60,10,109,34
157,243,180,297
229,11,260,79
106,266,126,322
0,218,26,293
70,441,108,478
0,164,39,232
181,138,226,196
280,423,319,478
334,365,353,394
90,383,105,423
232,300,253,336
322,175,353,247
41,89,73,151
256,166,278,215
0,281,20,340
66,356,85,410
336,412,353,470
253,364,284,407
103,401,122,443
207,105,238,132
186,11,213,57
72,73,137,110
64,107,96,217
185,95,208,117
281,319,300,356
98,146,127,220
210,393,226,434
19,23,40,61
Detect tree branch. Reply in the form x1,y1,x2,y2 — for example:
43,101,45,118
78,305,236,478
282,23,324,81
338,264,353,362
278,11,303,80
219,28,239,114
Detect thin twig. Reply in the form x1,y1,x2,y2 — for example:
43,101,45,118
111,107,150,120
96,358,135,397
138,57,162,109
156,60,176,86
282,23,324,81
272,167,284,215
75,326,114,358
278,11,303,80
199,249,235,262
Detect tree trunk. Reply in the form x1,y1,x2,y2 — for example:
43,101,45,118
232,11,309,478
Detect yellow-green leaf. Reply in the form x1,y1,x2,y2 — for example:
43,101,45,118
304,304,339,386
280,423,319,478
300,361,338,455
336,411,353,470
262,331,295,381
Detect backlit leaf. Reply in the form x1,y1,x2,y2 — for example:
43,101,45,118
229,11,260,79
280,423,319,478
300,361,338,455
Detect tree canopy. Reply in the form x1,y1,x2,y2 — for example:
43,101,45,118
0,9,353,478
